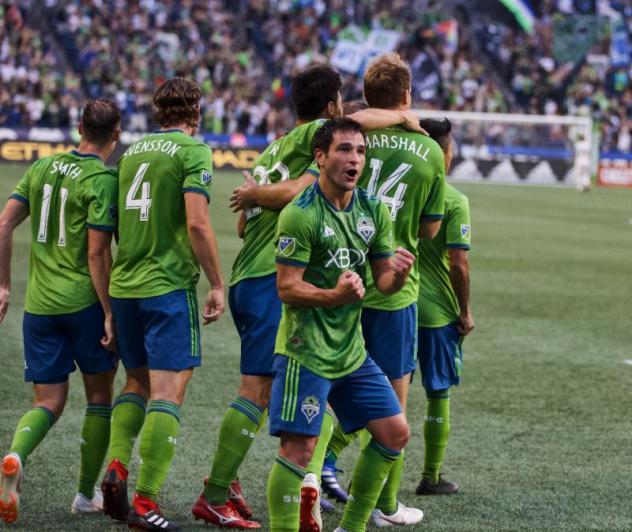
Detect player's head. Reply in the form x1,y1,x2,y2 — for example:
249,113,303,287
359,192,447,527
312,117,366,192
420,118,453,171
291,65,343,121
363,53,412,110
79,98,121,148
342,99,369,115
153,77,201,133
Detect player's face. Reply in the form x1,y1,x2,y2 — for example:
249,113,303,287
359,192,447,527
318,130,366,192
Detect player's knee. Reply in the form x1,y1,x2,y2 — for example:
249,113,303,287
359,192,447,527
280,435,317,469
382,420,410,451
238,377,272,408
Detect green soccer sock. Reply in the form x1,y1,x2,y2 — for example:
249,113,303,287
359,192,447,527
267,455,305,532
375,450,404,515
423,390,451,484
327,420,359,459
9,407,56,464
204,397,266,504
78,404,112,498
135,400,181,500
108,393,146,468
340,440,400,532
306,409,333,479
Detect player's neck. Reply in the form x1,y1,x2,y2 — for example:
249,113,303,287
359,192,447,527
161,123,196,136
318,176,353,211
76,141,110,161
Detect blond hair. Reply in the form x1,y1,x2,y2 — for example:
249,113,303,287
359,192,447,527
363,53,411,109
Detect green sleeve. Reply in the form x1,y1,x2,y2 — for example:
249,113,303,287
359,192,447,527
369,201,394,259
87,171,118,232
182,144,213,200
275,204,313,267
421,148,446,219
446,194,471,249
10,165,34,204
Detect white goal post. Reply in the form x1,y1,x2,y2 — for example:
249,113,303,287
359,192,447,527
414,109,595,187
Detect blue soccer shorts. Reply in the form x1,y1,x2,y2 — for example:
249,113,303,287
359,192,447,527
229,274,281,377
112,288,201,371
269,354,401,437
23,302,116,383
361,303,417,380
418,322,463,392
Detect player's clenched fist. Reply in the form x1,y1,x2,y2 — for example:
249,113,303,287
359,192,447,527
335,270,365,304
203,286,225,324
391,247,415,278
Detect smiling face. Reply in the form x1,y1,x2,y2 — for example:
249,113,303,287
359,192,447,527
316,130,366,193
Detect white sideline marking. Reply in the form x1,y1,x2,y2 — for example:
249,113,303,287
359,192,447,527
624,360,632,366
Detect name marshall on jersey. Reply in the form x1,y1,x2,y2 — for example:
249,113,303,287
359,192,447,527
365,132,431,162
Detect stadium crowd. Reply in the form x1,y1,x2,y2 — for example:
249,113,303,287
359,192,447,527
0,0,630,151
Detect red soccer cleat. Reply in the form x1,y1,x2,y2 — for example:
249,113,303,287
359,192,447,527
192,495,261,529
228,480,254,520
0,454,22,524
299,473,322,532
128,493,180,530
101,458,130,522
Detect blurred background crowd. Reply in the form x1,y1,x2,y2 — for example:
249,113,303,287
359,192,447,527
1,0,630,152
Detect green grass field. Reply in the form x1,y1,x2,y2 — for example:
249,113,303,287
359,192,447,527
1,162,631,531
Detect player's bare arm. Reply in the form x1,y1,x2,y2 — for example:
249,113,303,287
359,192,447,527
0,199,29,323
185,192,225,324
419,218,442,240
276,264,364,307
369,246,415,296
237,210,246,239
87,229,116,350
229,170,317,212
348,108,426,134
448,248,474,335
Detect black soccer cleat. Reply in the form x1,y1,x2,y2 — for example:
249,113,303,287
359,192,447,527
127,507,181,530
101,459,130,521
415,474,459,495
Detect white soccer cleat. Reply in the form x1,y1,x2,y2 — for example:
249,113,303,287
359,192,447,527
299,472,322,532
0,453,23,523
371,501,424,527
71,488,104,514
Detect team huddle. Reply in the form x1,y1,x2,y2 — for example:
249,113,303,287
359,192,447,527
0,53,473,531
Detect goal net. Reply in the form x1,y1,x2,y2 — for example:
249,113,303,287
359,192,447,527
414,110,595,187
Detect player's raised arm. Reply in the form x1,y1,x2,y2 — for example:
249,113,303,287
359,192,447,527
348,107,426,134
370,247,415,296
0,199,29,323
185,192,225,323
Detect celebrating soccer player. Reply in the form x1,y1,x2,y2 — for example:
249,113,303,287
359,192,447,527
194,65,425,528
416,118,474,495
100,78,224,531
321,53,445,526
266,117,415,532
0,99,121,523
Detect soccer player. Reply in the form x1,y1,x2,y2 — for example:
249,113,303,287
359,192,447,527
100,78,224,531
416,118,474,495
267,117,416,532
322,53,445,526
193,65,424,528
0,99,121,523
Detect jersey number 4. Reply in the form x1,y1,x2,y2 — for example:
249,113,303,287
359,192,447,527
366,158,411,221
37,183,69,246
126,162,152,221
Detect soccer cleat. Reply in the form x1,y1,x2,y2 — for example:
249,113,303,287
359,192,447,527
371,501,424,528
321,463,348,503
0,453,23,524
71,488,104,514
299,473,322,532
320,493,335,513
101,458,130,521
415,475,459,495
228,479,254,520
192,495,261,528
128,493,180,530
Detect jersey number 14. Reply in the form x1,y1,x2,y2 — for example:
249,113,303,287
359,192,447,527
366,158,411,221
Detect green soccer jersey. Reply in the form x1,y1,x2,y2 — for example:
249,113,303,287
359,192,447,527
359,126,446,311
229,119,324,287
10,151,117,315
274,182,394,379
418,184,471,328
110,129,213,298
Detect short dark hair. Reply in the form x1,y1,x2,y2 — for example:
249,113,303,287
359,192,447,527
363,53,411,109
80,98,121,145
312,117,365,155
291,65,342,121
342,99,369,115
153,77,201,128
419,118,452,152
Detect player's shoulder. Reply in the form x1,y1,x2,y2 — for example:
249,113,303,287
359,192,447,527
291,182,319,210
446,183,468,208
